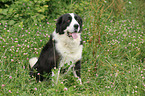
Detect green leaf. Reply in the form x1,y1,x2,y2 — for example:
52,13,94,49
5,4,9,8
2,9,8,15
0,9,2,13
8,20,15,25
1,20,7,25
0,15,3,19
14,14,19,18
8,8,13,13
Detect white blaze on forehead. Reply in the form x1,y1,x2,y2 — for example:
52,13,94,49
64,13,80,33
69,13,75,18
69,13,79,26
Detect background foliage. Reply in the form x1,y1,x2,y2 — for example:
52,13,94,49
0,0,145,95
0,0,87,26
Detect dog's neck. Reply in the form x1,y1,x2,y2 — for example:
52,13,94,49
52,31,83,66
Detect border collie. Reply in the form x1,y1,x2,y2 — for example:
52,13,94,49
29,13,83,84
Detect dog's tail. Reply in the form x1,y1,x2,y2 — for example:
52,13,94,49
29,57,38,68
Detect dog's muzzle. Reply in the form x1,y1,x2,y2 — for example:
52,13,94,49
67,32,79,39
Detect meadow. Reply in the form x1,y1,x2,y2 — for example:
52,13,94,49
0,0,145,95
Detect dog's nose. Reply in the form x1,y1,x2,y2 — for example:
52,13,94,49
74,24,79,29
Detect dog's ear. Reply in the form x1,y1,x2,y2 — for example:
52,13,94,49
79,17,83,32
56,16,64,34
78,16,83,26
76,14,83,33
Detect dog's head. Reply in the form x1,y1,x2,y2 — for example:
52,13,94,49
56,13,82,39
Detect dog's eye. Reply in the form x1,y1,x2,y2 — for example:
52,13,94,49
67,17,71,23
76,19,79,22
67,20,70,23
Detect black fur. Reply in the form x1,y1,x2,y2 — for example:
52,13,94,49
30,35,60,81
74,60,81,77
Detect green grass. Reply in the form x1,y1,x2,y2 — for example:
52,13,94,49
0,0,145,95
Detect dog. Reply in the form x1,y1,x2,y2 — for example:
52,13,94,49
29,13,83,84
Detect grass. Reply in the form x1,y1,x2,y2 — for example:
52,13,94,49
0,0,145,95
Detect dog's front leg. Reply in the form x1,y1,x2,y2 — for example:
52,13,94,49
56,67,61,84
73,60,82,84
52,67,61,85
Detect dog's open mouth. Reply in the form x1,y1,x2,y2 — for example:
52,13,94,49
67,32,78,39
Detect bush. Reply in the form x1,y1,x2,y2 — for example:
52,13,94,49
0,0,89,27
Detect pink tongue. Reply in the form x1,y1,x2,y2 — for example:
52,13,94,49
72,33,78,39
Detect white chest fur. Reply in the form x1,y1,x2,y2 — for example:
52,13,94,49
53,31,83,67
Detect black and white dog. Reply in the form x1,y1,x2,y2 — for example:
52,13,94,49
29,13,83,84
